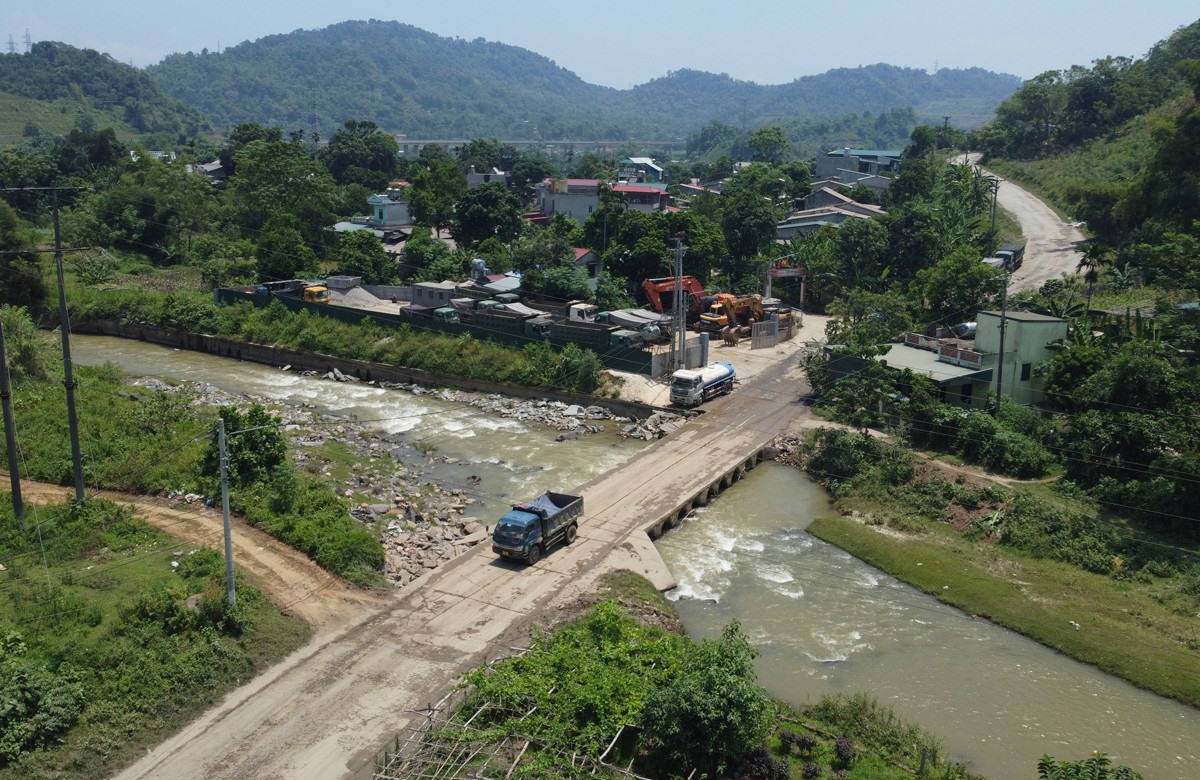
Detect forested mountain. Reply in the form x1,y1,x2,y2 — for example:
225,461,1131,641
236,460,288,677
978,17,1200,257
0,42,215,145
147,19,1020,140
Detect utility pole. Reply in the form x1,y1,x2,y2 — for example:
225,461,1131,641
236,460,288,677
0,322,23,527
1,186,89,504
993,273,1009,416
989,177,1000,242
671,237,686,371
217,418,237,605
51,189,86,502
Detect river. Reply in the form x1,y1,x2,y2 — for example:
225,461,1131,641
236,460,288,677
71,335,1200,780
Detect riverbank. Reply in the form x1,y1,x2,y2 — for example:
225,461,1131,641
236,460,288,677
796,459,1200,709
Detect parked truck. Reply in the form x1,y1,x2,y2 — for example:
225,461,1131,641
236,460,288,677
491,491,584,564
995,242,1026,271
597,309,672,344
670,361,736,407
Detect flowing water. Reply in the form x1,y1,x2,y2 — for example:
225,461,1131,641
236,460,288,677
71,336,1200,780
655,463,1200,780
69,335,648,519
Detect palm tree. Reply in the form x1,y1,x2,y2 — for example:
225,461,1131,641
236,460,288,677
1076,241,1111,313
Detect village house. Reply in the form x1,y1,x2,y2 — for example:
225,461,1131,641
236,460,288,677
826,311,1067,409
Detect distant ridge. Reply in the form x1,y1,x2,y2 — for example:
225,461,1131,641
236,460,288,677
147,20,1020,139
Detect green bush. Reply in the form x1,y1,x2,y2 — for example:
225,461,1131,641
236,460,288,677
639,622,774,778
233,471,384,583
915,405,1055,479
0,632,86,766
1000,493,1123,574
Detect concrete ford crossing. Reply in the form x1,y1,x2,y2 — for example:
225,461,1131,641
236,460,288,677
491,492,584,564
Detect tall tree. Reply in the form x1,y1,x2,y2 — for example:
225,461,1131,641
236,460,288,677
409,159,465,236
450,181,522,248
719,185,776,283
319,120,400,188
748,125,789,163
455,139,502,174
254,212,317,282
334,230,395,284
911,245,1002,324
0,202,46,311
229,139,335,249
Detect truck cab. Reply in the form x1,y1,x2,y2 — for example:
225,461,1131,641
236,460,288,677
491,492,584,564
491,508,546,562
670,361,735,407
302,285,331,304
568,303,599,323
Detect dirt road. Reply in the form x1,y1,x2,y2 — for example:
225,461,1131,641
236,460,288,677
15,481,385,634
968,153,1088,292
105,352,810,780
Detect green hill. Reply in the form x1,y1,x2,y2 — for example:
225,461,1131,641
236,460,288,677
147,19,1020,140
0,42,216,147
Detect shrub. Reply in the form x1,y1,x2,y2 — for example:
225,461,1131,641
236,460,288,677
735,745,776,779
0,632,86,765
639,622,774,778
233,472,384,582
834,737,855,765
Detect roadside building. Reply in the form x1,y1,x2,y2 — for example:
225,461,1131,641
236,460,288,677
618,157,666,184
467,166,508,189
814,148,903,179
831,311,1067,408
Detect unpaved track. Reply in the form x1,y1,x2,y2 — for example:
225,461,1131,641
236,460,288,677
98,355,810,780
968,153,1088,292
14,480,385,633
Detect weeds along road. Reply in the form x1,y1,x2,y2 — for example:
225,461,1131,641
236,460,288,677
95,349,811,780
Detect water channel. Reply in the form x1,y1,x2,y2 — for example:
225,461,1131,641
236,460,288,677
70,335,1200,780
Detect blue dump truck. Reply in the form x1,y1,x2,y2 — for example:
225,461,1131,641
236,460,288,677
491,491,584,564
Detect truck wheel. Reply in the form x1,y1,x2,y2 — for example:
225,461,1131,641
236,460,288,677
527,545,542,565
565,524,578,545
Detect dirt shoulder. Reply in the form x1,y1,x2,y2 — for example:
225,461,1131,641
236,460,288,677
13,478,387,634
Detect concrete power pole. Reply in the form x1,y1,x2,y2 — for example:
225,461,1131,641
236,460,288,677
51,190,86,503
1,185,88,505
992,273,1009,417
217,418,237,605
672,237,687,371
0,322,23,527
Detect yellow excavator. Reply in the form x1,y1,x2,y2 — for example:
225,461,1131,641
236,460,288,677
697,294,765,334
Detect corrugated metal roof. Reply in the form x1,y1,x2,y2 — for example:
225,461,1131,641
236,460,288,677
876,344,992,387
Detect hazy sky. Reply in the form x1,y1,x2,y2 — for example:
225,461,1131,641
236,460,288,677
2,1,1197,88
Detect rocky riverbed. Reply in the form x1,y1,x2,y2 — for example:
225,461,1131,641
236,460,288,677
130,372,684,587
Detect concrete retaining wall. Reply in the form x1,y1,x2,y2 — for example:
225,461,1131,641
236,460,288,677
71,320,668,420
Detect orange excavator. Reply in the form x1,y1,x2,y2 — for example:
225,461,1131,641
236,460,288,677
641,276,708,321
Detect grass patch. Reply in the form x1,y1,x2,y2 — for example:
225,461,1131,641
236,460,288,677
0,498,311,779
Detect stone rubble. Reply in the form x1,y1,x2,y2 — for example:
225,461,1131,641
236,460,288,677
129,370,684,588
